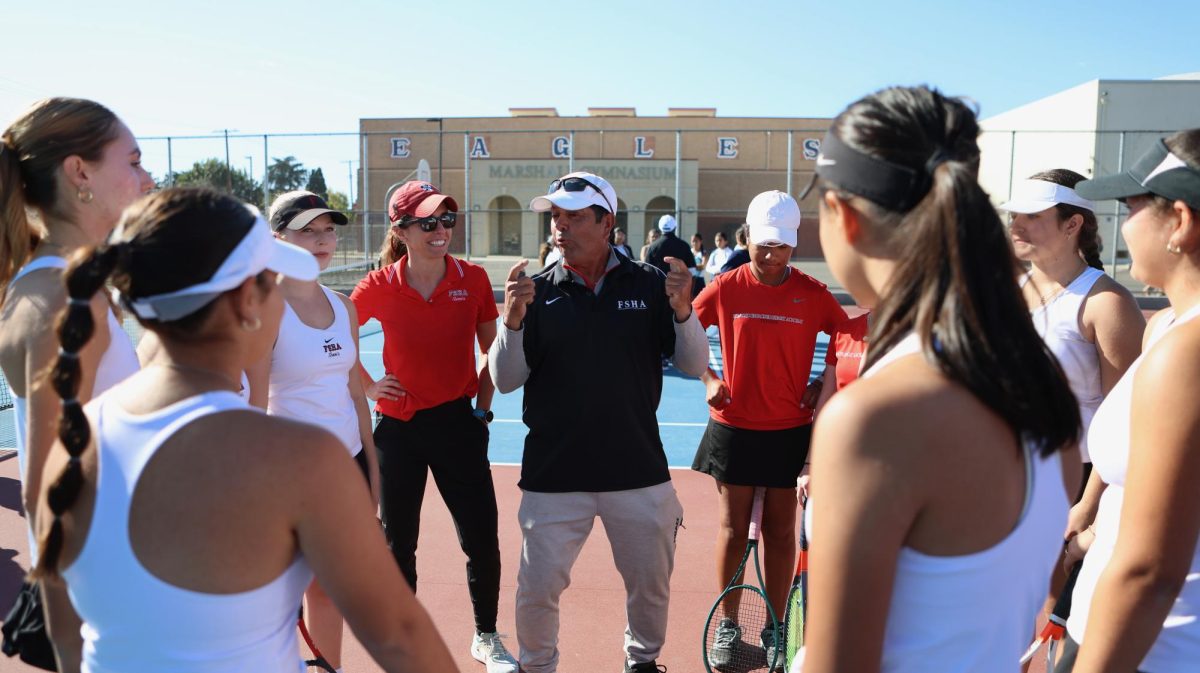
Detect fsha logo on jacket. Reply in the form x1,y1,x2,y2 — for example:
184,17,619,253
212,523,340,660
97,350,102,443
323,337,344,356
617,299,648,310
449,289,469,302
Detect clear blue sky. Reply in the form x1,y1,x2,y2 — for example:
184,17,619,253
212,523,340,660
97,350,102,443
2,0,1196,198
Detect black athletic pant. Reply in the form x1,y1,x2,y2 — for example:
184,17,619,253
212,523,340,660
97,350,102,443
374,397,500,633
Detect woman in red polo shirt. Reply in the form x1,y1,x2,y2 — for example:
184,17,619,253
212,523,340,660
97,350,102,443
692,190,845,669
350,181,517,673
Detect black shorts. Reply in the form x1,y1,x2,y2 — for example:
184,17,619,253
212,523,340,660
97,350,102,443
691,418,812,488
353,448,371,485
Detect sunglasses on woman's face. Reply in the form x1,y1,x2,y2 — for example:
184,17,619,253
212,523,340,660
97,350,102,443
399,212,457,232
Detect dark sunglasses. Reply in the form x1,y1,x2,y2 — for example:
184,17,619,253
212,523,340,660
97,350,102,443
549,176,614,213
398,212,457,232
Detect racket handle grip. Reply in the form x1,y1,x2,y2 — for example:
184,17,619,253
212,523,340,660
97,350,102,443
748,487,765,540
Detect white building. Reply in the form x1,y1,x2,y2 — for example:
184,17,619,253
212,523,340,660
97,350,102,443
979,74,1200,260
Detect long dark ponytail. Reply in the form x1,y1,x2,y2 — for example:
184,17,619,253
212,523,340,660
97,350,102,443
31,188,259,579
831,86,1079,456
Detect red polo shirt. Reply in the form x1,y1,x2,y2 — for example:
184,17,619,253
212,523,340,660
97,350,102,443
824,312,870,390
694,264,846,430
350,255,498,420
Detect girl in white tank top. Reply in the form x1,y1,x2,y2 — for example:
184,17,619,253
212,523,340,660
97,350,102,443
797,87,1082,673
31,188,455,673
0,99,153,582
253,190,380,673
1061,130,1200,672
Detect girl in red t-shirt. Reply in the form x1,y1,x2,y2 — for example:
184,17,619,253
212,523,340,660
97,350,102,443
692,191,845,668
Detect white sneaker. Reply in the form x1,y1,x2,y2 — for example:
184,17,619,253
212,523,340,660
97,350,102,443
470,631,519,673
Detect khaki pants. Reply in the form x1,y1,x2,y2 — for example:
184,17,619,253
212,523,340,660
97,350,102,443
516,481,685,672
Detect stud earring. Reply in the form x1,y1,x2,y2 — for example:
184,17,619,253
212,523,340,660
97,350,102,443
240,317,262,332
77,186,94,203
1167,243,1183,254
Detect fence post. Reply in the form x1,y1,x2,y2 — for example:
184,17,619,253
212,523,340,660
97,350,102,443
1007,130,1017,201
568,130,575,174
361,132,370,262
1109,131,1126,276
786,130,794,195
262,135,270,212
674,130,682,228
166,137,173,186
464,132,472,261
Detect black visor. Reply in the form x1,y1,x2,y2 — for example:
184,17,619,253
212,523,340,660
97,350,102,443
809,131,930,213
1076,139,1200,212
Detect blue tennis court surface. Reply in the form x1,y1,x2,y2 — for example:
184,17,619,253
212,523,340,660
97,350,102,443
2,321,829,459
357,321,830,467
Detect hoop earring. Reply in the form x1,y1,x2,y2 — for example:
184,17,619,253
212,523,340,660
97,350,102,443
240,317,262,332
77,186,94,203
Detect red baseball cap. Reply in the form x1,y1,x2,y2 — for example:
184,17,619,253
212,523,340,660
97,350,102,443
388,181,459,223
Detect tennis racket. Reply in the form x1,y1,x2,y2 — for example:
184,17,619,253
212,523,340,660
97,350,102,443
703,487,782,672
1019,561,1082,667
298,608,336,673
781,496,809,671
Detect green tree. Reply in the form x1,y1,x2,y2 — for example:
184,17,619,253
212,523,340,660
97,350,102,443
305,168,328,200
326,190,350,213
267,156,306,195
168,158,263,205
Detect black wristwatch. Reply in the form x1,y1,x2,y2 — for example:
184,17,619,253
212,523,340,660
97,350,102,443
473,408,494,424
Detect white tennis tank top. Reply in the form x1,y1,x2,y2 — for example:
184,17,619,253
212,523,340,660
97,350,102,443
1023,267,1105,462
5,255,139,559
1067,302,1200,673
267,286,360,455
796,333,1068,673
63,390,312,673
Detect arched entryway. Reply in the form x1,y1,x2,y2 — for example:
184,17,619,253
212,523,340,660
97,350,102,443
489,195,522,255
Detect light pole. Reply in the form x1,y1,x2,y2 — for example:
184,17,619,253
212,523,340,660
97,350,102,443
245,156,254,180
426,118,443,187
342,159,356,206
213,129,238,193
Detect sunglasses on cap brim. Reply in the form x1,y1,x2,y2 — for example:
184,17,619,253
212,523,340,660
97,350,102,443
549,176,614,213
397,212,458,232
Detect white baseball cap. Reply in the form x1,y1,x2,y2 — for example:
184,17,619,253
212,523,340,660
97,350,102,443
999,179,1096,214
530,171,617,214
746,190,801,247
657,215,678,232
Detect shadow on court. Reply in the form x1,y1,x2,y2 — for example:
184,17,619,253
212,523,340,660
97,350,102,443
0,476,24,518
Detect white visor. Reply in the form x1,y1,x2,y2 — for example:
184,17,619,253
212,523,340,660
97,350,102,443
999,179,1096,214
121,212,319,321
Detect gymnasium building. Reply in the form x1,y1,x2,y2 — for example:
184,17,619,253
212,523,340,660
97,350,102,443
358,109,832,258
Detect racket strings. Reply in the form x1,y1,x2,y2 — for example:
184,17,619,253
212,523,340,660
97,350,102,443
706,587,776,672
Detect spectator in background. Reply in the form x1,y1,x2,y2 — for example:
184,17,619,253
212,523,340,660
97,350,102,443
720,224,751,273
640,226,661,262
705,231,733,277
645,214,695,276
543,233,561,268
612,226,634,259
690,233,707,296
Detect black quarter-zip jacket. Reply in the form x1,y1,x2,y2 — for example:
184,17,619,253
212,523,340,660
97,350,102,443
519,252,677,492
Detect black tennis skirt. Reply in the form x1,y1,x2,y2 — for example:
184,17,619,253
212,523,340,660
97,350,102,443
692,418,812,488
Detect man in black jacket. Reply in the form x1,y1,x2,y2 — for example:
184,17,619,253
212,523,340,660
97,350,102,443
490,171,709,673
643,214,694,276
